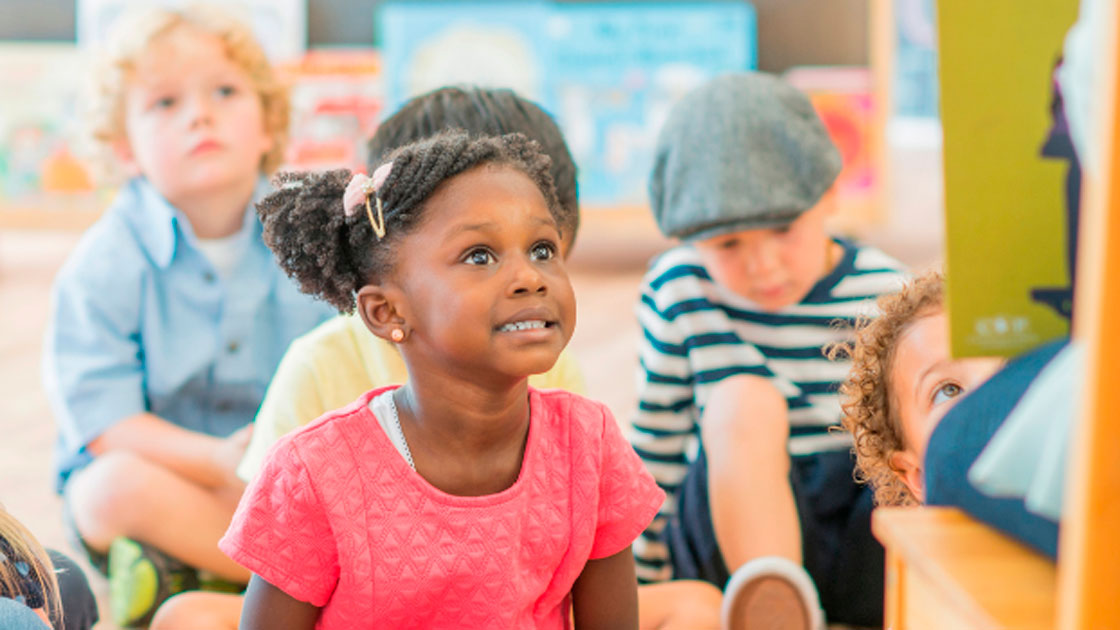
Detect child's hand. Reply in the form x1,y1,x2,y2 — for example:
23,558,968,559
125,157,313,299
211,424,253,495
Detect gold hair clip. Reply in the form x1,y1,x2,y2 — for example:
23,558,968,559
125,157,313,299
343,163,393,240
365,196,386,239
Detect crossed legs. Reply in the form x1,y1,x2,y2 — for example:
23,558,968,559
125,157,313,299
64,450,248,582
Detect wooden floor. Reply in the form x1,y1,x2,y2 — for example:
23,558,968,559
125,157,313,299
0,231,108,624
0,217,938,629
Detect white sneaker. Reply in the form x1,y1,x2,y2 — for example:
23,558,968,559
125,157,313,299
721,556,826,630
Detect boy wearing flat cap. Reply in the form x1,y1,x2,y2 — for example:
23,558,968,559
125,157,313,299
630,72,907,629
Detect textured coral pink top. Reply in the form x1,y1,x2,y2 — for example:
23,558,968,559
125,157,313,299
220,386,664,629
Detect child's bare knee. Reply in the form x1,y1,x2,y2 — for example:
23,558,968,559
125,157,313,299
149,593,197,630
151,592,240,630
701,375,789,445
672,579,722,611
65,450,157,537
639,579,721,630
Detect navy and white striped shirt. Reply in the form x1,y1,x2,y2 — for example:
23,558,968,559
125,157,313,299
629,238,907,582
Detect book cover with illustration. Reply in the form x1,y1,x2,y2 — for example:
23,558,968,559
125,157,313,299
280,49,385,173
785,66,880,232
378,0,756,209
0,43,104,215
938,0,1080,357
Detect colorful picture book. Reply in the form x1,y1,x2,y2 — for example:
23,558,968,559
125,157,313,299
379,0,757,208
938,0,1080,357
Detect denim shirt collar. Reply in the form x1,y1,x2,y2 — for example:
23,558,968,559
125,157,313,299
123,177,269,269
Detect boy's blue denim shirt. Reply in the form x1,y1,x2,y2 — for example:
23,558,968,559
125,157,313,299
42,177,335,492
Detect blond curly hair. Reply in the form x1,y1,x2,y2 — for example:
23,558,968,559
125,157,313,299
828,270,944,507
84,4,289,180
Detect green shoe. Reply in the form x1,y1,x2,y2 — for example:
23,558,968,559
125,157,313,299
197,572,246,594
108,537,199,628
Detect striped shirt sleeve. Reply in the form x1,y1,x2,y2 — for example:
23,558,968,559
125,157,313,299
629,257,703,582
627,242,908,581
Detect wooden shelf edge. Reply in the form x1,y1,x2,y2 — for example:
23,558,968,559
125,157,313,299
0,208,103,232
873,506,1058,630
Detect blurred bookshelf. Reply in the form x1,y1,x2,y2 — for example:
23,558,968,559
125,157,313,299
0,203,103,231
1,0,912,247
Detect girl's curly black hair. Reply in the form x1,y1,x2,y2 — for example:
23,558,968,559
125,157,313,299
258,130,562,312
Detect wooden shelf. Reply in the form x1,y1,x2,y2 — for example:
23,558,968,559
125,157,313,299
873,507,1057,630
0,202,103,232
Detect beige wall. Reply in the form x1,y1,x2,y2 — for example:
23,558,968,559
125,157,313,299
752,0,869,72
3,0,872,70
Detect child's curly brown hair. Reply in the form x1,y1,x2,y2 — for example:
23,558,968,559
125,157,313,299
828,270,944,506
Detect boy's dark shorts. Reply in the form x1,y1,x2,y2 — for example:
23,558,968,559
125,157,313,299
664,446,884,628
47,549,101,630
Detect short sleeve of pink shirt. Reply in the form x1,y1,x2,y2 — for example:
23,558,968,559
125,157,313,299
589,406,665,559
219,432,340,606
220,387,664,628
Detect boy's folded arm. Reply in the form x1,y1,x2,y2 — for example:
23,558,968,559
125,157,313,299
43,250,146,448
45,265,248,491
88,412,248,491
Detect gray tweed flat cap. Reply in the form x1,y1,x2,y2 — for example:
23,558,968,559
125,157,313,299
649,72,842,241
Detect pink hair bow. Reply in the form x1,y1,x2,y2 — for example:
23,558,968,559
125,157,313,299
343,162,393,239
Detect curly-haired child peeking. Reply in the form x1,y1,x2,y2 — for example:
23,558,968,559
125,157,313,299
219,131,664,629
834,271,1004,506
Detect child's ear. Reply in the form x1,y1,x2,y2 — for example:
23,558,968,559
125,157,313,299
254,121,274,164
260,126,274,154
356,284,408,342
889,450,925,503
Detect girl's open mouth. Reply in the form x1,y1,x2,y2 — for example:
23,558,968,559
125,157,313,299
496,319,555,332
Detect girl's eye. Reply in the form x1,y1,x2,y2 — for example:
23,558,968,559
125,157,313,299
931,382,963,406
152,96,176,110
216,85,236,98
530,241,557,261
464,248,496,265
718,238,740,250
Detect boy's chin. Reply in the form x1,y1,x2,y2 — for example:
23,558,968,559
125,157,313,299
744,292,804,312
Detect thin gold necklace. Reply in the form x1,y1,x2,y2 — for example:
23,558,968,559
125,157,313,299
386,393,416,471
